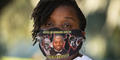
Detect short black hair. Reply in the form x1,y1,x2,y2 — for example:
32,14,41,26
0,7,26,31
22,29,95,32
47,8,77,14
32,0,86,40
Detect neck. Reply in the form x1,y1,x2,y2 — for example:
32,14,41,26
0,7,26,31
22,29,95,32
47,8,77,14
46,52,83,60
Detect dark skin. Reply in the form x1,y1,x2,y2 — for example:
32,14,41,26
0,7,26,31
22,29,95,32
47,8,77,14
41,5,80,30
53,35,65,51
41,5,83,60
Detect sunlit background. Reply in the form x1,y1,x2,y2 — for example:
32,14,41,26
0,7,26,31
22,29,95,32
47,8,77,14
0,0,120,60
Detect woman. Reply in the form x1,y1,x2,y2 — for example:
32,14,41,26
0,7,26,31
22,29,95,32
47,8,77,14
32,0,92,60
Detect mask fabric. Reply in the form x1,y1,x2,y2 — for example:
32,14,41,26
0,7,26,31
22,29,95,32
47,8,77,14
33,28,85,59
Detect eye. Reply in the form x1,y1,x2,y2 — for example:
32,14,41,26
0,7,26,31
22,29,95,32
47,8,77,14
62,23,72,29
45,22,54,27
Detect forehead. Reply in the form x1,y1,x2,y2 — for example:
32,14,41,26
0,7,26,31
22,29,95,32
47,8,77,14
50,5,77,19
53,35,63,41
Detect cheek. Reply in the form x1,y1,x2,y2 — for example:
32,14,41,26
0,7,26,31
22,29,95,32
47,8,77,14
71,22,79,29
53,42,56,46
59,42,64,45
53,42,58,48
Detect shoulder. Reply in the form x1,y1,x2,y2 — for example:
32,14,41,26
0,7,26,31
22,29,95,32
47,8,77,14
73,55,92,60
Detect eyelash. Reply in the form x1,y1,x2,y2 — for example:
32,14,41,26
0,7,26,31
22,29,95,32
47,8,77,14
62,23,72,29
45,22,53,27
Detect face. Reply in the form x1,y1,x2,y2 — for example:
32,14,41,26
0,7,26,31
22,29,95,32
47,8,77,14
41,5,80,30
33,5,85,58
53,35,64,51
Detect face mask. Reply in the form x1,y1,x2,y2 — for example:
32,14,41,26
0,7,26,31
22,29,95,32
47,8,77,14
33,28,85,59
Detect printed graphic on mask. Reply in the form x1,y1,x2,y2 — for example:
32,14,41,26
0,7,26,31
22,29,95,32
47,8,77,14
33,28,85,59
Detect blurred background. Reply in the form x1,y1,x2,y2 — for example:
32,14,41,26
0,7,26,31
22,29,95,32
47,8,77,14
0,0,120,60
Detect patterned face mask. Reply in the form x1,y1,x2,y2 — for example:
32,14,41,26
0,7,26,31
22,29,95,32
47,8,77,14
33,28,85,59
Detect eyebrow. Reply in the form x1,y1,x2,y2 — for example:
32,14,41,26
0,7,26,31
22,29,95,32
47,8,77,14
64,17,74,21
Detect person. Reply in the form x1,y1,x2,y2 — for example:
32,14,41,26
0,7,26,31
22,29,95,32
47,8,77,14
32,0,92,60
50,35,67,55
